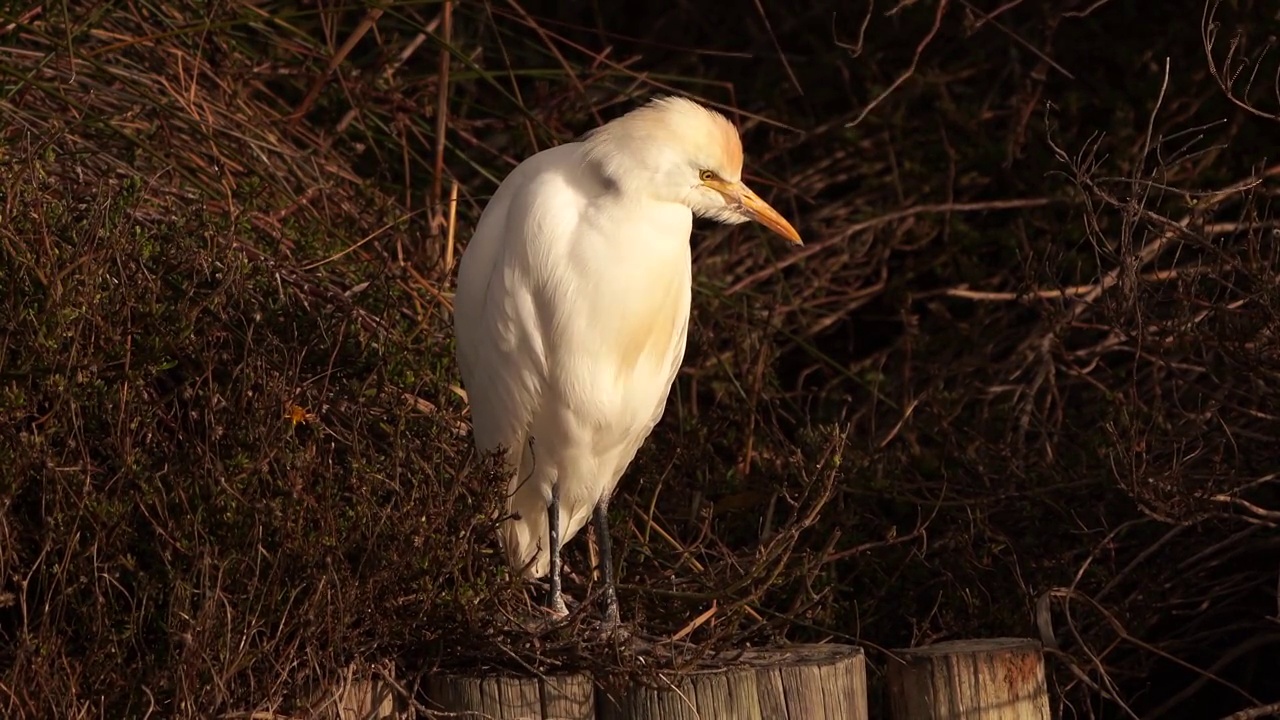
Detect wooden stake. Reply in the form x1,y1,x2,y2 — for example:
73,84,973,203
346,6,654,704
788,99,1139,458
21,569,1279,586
425,644,866,720
886,638,1051,720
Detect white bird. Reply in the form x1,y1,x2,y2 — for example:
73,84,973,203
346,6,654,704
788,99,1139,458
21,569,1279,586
453,96,802,629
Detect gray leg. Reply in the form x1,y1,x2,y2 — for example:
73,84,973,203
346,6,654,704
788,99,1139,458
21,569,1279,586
545,481,568,616
593,498,620,628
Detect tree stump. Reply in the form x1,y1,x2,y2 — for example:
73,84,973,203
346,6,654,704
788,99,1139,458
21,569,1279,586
597,644,867,720
425,644,866,720
425,671,595,720
311,665,411,720
886,638,1050,720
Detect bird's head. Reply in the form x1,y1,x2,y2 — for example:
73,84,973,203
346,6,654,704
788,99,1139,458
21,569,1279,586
582,96,802,245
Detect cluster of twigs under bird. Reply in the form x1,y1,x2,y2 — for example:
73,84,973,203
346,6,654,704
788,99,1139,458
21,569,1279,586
453,96,803,647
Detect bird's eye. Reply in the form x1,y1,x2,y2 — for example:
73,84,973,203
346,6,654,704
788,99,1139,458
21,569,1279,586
699,169,716,182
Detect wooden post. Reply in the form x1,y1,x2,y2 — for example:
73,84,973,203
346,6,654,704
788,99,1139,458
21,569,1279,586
425,644,865,720
426,671,595,719
598,644,866,720
886,638,1050,720
312,664,411,720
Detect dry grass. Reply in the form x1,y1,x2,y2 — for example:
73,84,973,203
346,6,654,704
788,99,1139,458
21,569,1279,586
2,0,1279,718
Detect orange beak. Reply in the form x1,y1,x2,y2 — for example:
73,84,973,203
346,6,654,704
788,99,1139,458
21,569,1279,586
710,179,803,245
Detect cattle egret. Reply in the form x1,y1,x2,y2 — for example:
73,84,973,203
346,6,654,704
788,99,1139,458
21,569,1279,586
453,96,802,630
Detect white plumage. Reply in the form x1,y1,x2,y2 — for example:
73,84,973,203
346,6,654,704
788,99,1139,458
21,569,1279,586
453,96,801,627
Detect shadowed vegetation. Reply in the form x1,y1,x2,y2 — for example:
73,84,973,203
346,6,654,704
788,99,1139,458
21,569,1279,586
2,0,1279,717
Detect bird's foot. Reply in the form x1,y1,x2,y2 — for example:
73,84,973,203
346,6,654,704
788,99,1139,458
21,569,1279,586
585,617,658,655
518,612,563,634
586,597,634,643
596,608,623,636
546,587,571,618
585,614,627,642
601,587,620,621
516,592,577,634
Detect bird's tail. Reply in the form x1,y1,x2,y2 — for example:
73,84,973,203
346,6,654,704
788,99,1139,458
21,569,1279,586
498,439,553,579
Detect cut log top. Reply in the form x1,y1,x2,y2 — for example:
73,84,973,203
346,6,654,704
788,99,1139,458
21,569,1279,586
895,637,1040,656
887,637,1050,720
